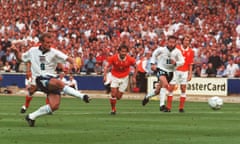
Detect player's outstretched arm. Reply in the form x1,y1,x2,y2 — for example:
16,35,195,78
103,62,112,83
10,45,22,62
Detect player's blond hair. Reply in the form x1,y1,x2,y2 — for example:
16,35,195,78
39,32,52,42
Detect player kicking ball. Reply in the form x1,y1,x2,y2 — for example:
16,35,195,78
12,32,91,127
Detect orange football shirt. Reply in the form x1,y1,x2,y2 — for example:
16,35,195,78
108,54,136,78
176,45,194,71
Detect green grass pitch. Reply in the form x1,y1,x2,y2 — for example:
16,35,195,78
0,95,240,144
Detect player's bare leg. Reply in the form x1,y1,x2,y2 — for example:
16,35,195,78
109,87,118,115
25,94,60,127
142,83,161,106
20,85,37,113
179,85,187,112
49,78,91,103
166,84,175,112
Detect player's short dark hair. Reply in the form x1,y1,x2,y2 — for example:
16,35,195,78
167,35,178,40
118,43,129,52
39,32,52,42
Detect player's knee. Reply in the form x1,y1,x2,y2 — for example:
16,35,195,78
116,95,122,100
116,91,123,100
111,89,118,96
180,85,186,91
162,84,169,89
51,79,65,89
155,90,160,95
168,85,174,91
28,85,37,95
50,103,60,111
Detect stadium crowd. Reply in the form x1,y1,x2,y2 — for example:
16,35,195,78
0,0,240,78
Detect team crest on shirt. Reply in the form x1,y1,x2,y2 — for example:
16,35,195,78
39,56,46,62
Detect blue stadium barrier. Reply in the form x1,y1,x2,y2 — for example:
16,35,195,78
1,73,25,88
1,73,240,94
227,79,240,94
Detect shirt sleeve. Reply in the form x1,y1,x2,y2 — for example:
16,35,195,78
175,50,185,67
21,50,31,63
150,47,160,64
53,49,69,63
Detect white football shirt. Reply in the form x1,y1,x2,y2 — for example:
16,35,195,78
21,46,68,78
150,46,184,72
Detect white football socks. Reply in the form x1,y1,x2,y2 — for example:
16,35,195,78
62,85,84,99
159,88,166,106
29,104,52,120
145,89,157,99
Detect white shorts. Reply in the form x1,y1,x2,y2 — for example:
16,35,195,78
29,76,37,86
170,71,188,85
110,75,129,93
104,72,112,85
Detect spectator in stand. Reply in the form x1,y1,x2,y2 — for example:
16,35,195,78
225,56,240,78
200,63,208,77
235,50,240,67
0,45,5,62
3,61,11,72
216,64,227,77
84,53,96,75
74,52,83,74
1,48,14,66
68,75,78,90
94,62,103,75
0,0,239,78
1,35,11,52
193,65,201,77
206,63,217,77
208,49,223,73
221,53,229,67
58,72,68,85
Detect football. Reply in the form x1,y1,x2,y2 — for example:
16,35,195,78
208,96,223,110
